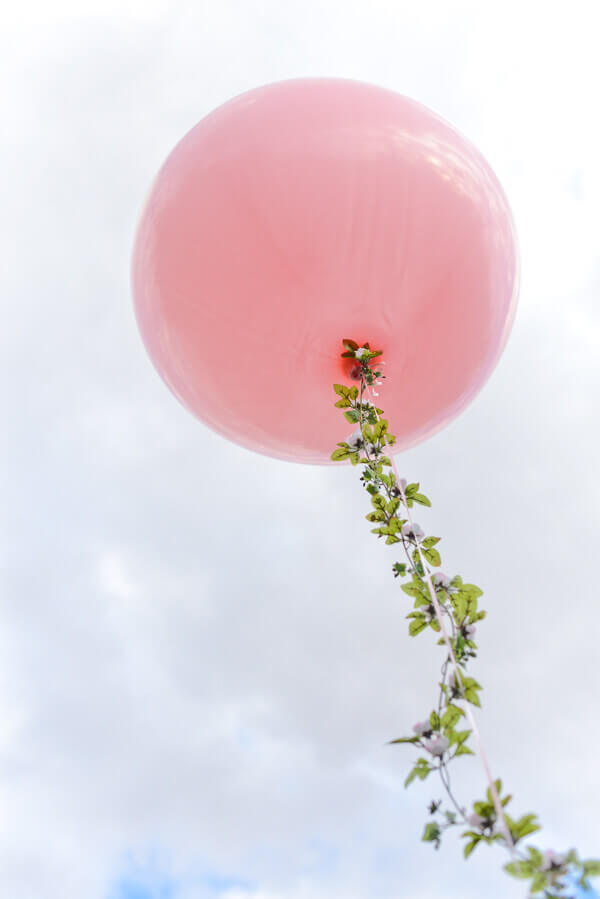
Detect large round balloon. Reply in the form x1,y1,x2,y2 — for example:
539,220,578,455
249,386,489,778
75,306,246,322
132,78,518,464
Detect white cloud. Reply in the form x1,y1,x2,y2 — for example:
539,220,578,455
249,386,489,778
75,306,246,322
1,2,599,899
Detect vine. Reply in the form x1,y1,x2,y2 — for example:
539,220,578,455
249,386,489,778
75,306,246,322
330,338,599,899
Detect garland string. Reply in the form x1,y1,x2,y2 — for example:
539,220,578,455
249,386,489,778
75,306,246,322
386,433,515,854
328,338,600,898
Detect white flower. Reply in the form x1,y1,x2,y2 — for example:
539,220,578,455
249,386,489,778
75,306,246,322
401,522,424,543
412,721,430,737
542,850,567,871
346,429,363,451
391,477,407,499
354,347,368,359
467,812,484,829
433,571,451,590
464,624,477,639
423,735,449,757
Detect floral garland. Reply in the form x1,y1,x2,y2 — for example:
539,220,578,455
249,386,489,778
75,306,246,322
331,339,599,899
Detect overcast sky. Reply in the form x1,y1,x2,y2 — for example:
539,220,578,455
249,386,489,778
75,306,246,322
2,2,599,898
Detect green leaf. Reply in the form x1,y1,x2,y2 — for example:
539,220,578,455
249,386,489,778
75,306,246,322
409,617,428,636
429,710,440,731
463,837,481,859
333,383,350,397
485,779,502,804
404,758,430,787
334,397,351,408
385,535,400,544
451,594,468,623
421,536,440,549
530,872,548,893
512,814,540,840
470,610,487,623
455,729,471,747
422,822,440,843
373,420,387,439
349,386,359,399
464,687,481,707
454,744,475,756
527,847,543,867
401,583,423,597
388,736,419,745
583,861,600,876
423,547,441,566
342,338,359,350
413,493,432,507
386,498,400,515
344,409,360,423
330,448,350,461
504,860,535,879
463,677,483,708
404,482,419,496
441,705,463,728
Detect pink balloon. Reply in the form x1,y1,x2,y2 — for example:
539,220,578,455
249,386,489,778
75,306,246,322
132,79,518,464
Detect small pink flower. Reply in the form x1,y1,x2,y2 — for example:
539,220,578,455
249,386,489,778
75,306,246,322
467,812,484,829
423,735,449,757
542,850,567,871
391,478,407,499
433,571,451,590
346,429,363,451
402,522,424,543
464,624,477,639
412,721,430,737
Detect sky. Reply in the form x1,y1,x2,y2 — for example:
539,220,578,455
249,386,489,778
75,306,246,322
2,1,600,898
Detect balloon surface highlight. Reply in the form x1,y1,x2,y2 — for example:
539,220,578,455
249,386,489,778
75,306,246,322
132,78,519,463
